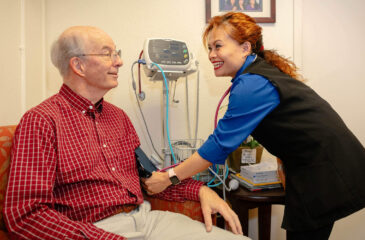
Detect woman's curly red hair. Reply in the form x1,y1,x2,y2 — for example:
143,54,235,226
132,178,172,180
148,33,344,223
203,12,302,81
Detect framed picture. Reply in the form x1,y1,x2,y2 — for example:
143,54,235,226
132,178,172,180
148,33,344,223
205,0,276,23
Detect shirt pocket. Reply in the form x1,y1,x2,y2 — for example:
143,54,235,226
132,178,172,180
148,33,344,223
104,133,137,172
57,132,101,182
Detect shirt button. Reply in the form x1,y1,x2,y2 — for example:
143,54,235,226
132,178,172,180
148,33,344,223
89,105,93,109
103,144,107,148
111,167,116,171
95,122,98,125
82,110,86,114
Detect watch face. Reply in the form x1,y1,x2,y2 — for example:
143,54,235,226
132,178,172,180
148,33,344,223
170,176,180,185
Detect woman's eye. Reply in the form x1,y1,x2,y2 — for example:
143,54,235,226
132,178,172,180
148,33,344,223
216,44,222,49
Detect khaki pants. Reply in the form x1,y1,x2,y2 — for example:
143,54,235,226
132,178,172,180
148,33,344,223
94,201,250,240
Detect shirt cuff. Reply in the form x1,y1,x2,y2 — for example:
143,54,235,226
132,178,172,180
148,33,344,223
182,179,205,201
198,135,228,165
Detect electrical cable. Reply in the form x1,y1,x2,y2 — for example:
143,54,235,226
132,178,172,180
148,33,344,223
137,50,145,100
131,61,163,161
138,50,143,94
207,162,233,191
150,62,177,164
206,166,219,186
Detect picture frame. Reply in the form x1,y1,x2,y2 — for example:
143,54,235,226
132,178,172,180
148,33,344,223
205,0,276,23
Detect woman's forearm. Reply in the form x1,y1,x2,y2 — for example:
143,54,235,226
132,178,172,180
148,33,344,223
174,151,212,181
143,152,212,194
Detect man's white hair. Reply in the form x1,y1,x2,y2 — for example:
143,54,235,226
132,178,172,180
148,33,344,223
50,27,87,77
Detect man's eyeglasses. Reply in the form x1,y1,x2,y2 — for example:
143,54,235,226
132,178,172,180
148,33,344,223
77,49,121,62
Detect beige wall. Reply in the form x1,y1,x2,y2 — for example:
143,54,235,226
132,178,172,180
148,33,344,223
0,0,22,125
1,0,365,239
25,0,46,109
0,0,45,125
301,1,365,239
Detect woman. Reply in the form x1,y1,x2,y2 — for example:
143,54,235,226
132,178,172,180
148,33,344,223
222,0,238,11
245,0,259,10
144,12,365,239
237,0,245,11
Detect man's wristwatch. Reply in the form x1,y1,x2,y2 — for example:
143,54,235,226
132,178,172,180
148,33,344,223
168,168,181,185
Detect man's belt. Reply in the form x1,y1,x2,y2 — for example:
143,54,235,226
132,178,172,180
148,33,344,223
112,204,138,216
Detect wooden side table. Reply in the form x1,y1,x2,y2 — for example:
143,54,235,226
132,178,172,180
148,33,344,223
217,186,285,240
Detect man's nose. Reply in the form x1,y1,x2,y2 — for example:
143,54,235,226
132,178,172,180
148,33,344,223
115,57,123,67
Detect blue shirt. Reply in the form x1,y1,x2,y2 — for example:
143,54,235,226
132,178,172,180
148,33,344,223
197,54,280,164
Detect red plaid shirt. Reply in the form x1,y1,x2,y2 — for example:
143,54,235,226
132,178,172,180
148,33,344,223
4,84,204,240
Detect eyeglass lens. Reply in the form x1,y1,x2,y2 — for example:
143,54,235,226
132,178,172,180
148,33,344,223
112,50,122,60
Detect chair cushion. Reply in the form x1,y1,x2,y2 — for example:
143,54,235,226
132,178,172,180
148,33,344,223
0,125,17,231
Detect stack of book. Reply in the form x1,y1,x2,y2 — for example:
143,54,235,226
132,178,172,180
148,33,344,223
230,161,282,191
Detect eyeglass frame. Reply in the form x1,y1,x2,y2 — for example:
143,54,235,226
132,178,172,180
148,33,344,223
76,49,122,62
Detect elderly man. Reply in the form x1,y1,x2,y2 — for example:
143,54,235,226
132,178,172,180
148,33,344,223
3,26,250,240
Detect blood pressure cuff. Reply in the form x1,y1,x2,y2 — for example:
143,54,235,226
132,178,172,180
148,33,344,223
135,147,158,178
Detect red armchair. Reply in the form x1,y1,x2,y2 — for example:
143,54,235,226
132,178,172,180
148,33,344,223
0,125,16,239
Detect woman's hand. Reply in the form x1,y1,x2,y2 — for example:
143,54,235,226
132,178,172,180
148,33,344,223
141,171,171,195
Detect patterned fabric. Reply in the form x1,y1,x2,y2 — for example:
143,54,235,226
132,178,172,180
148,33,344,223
0,125,16,232
3,84,204,240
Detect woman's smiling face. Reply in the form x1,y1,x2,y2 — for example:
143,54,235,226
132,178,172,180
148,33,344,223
207,26,247,78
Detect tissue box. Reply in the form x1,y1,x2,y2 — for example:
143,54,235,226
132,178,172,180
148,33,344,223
240,161,279,184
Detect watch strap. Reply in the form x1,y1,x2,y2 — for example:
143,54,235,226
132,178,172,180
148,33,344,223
168,168,181,185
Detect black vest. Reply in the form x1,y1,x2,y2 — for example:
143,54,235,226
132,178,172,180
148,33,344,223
243,57,365,230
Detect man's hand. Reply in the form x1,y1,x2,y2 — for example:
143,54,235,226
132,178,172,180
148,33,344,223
199,186,243,235
141,171,171,195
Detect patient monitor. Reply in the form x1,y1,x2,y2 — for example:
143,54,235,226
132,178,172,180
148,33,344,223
143,38,196,80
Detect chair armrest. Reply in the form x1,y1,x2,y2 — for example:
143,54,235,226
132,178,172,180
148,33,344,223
145,196,204,222
144,196,216,225
0,230,9,240
0,125,17,234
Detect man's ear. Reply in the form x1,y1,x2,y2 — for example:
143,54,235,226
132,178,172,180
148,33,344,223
69,57,85,77
241,41,252,56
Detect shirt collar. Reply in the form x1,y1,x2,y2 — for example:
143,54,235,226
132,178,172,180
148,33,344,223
231,54,257,83
59,84,104,114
